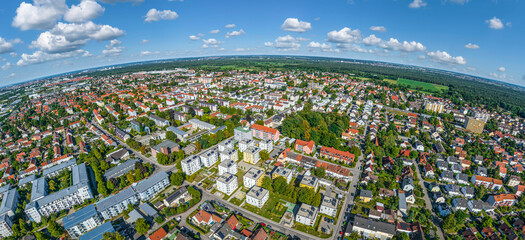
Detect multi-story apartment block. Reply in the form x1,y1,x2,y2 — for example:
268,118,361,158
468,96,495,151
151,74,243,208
0,215,13,237
299,175,319,191
251,124,280,142
349,215,396,240
30,177,47,202
219,149,238,162
234,126,253,141
239,139,255,152
245,186,269,208
218,160,238,175
63,204,103,238
259,139,273,153
200,150,218,167
465,117,486,134
95,188,139,220
216,173,238,196
320,195,338,217
296,203,318,226
244,168,264,188
132,171,170,201
151,140,180,159
272,166,293,184
243,147,261,164
181,155,202,176
218,139,234,152
25,164,93,223
42,159,76,178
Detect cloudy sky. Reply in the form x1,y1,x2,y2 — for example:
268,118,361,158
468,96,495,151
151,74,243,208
0,0,523,86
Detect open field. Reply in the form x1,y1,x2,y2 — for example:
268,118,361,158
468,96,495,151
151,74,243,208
384,78,449,92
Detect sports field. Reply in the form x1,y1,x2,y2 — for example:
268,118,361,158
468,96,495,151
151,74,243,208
385,78,448,92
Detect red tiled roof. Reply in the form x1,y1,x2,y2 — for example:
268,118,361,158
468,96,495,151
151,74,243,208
251,124,278,135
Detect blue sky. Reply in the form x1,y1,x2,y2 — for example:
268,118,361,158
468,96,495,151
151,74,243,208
0,0,524,87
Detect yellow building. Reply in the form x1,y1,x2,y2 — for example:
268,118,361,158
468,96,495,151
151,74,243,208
299,175,319,191
243,147,261,164
465,117,486,134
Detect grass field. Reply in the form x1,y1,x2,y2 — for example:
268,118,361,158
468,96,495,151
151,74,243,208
384,78,448,93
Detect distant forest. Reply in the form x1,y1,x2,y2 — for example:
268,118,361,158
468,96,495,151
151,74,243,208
85,56,525,117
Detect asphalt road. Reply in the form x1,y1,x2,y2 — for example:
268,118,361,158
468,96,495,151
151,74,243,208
414,164,445,240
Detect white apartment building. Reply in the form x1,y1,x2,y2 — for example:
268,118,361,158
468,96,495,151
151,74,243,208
296,203,318,226
95,188,139,220
239,139,255,152
216,173,238,196
220,149,238,162
272,166,293,184
244,168,264,188
0,215,13,237
218,160,238,175
181,155,202,176
63,204,103,238
200,150,218,167
320,196,338,217
133,171,170,201
259,139,273,152
245,186,269,208
25,164,93,223
218,139,234,152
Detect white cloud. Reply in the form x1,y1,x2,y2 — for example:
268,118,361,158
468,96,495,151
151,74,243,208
32,21,124,53
225,29,245,38
369,26,386,32
12,0,68,30
209,29,220,34
64,0,104,23
234,48,255,52
102,39,123,56
307,41,338,52
378,38,426,52
141,39,149,44
448,0,469,4
489,72,506,79
486,17,504,30
409,0,427,8
140,50,159,55
1,62,13,71
464,43,479,49
197,33,204,37
189,35,200,41
5,73,16,78
362,34,382,46
17,49,89,66
498,67,506,72
145,9,178,22
98,0,143,3
10,52,18,58
265,35,302,51
202,38,222,48
326,27,361,43
225,24,236,28
281,18,312,33
426,50,466,65
0,38,22,55
336,43,370,53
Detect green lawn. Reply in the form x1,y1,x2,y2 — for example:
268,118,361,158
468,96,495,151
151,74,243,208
384,78,449,93
243,193,287,222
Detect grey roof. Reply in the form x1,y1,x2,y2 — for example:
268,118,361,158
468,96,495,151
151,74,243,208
104,159,138,180
35,182,90,208
0,185,10,196
361,190,373,198
189,119,215,130
19,175,36,186
247,186,269,200
352,215,396,235
151,140,180,152
63,204,98,229
209,126,226,134
43,159,76,176
165,186,188,205
106,148,129,161
31,177,47,202
321,196,337,209
132,171,168,193
244,168,263,180
453,198,468,208
0,188,18,215
398,193,407,210
167,126,188,136
127,209,144,222
78,221,115,240
138,203,157,216
217,173,236,184
273,167,292,178
300,175,318,188
72,163,89,185
297,203,318,219
95,187,137,213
